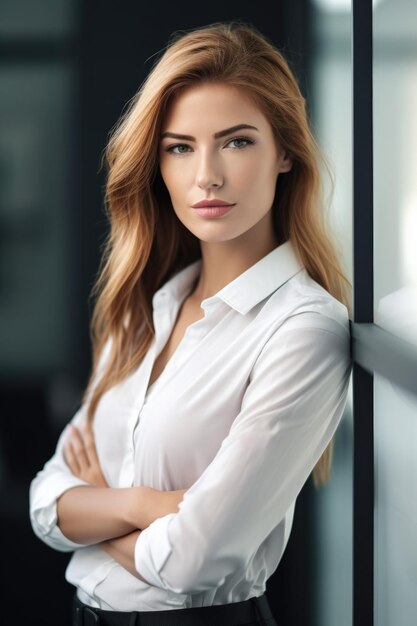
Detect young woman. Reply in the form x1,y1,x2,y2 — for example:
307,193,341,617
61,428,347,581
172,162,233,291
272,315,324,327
30,21,352,626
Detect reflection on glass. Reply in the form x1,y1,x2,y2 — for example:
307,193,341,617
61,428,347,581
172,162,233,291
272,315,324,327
374,0,417,347
374,373,417,626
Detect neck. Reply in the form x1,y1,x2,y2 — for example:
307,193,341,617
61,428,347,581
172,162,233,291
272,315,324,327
189,218,280,303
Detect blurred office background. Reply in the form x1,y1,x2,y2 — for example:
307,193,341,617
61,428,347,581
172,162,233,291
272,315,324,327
0,1,416,624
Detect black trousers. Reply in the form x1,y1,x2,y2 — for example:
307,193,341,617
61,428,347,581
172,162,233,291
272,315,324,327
72,591,278,626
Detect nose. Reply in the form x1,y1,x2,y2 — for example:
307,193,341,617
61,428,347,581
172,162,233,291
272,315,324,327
196,150,224,190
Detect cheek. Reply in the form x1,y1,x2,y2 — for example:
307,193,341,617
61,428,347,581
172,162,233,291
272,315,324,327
159,159,190,196
231,157,272,193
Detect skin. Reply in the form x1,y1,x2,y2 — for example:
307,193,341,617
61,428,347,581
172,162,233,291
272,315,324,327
62,423,186,537
61,423,186,583
61,81,292,584
158,81,293,305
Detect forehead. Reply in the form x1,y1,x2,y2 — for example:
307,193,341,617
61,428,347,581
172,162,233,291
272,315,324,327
162,82,267,128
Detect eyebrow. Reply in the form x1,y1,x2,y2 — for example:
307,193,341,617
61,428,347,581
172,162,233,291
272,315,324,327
160,124,259,142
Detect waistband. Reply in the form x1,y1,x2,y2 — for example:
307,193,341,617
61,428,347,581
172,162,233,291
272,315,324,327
73,592,276,626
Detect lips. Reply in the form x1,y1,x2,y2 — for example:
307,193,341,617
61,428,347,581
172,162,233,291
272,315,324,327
192,199,235,208
192,204,235,218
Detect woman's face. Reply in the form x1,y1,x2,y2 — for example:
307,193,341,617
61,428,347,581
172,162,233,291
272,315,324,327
158,82,292,244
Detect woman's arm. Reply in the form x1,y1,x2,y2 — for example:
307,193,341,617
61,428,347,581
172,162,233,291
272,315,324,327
57,420,137,544
58,422,187,544
56,484,187,544
132,322,351,595
97,483,189,584
56,485,140,544
100,530,149,583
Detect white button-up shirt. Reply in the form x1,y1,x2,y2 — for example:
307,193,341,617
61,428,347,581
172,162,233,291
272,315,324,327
29,239,352,611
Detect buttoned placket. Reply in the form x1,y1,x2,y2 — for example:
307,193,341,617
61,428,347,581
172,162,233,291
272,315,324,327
118,289,211,488
117,293,170,487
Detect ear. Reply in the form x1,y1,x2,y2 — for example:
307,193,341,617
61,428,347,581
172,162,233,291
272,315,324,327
277,150,293,174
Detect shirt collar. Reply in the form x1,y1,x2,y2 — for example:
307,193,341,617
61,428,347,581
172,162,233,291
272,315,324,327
153,239,304,315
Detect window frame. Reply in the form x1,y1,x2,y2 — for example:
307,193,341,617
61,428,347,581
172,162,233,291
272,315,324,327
351,1,417,625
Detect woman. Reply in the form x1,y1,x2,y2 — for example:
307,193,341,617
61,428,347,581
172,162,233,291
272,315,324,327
30,20,352,626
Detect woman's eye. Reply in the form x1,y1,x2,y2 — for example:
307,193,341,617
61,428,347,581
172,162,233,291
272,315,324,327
165,144,190,155
226,136,254,149
164,136,254,155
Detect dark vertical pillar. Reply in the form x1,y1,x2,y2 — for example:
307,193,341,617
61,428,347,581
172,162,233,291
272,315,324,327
352,0,374,624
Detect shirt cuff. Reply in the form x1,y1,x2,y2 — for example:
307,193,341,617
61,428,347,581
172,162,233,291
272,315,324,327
134,513,176,589
30,473,91,552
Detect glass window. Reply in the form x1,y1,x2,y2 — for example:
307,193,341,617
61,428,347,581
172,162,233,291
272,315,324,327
373,0,417,348
374,374,417,626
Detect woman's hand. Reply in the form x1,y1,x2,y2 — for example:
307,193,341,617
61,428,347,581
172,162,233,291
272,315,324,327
63,420,187,525
128,486,188,529
64,421,109,488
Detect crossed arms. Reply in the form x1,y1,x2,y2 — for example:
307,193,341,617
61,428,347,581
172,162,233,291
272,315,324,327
35,321,350,594
57,420,187,583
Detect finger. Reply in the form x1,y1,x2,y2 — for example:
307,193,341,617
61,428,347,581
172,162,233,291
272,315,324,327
68,424,90,471
64,440,81,475
81,421,100,467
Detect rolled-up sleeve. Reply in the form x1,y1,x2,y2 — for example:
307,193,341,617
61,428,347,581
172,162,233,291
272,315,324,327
134,312,352,594
29,405,92,552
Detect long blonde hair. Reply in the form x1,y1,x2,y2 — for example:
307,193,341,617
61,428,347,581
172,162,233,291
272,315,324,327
81,20,351,488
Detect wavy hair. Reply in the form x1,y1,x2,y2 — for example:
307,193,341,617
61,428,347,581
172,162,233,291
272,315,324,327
81,20,352,488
